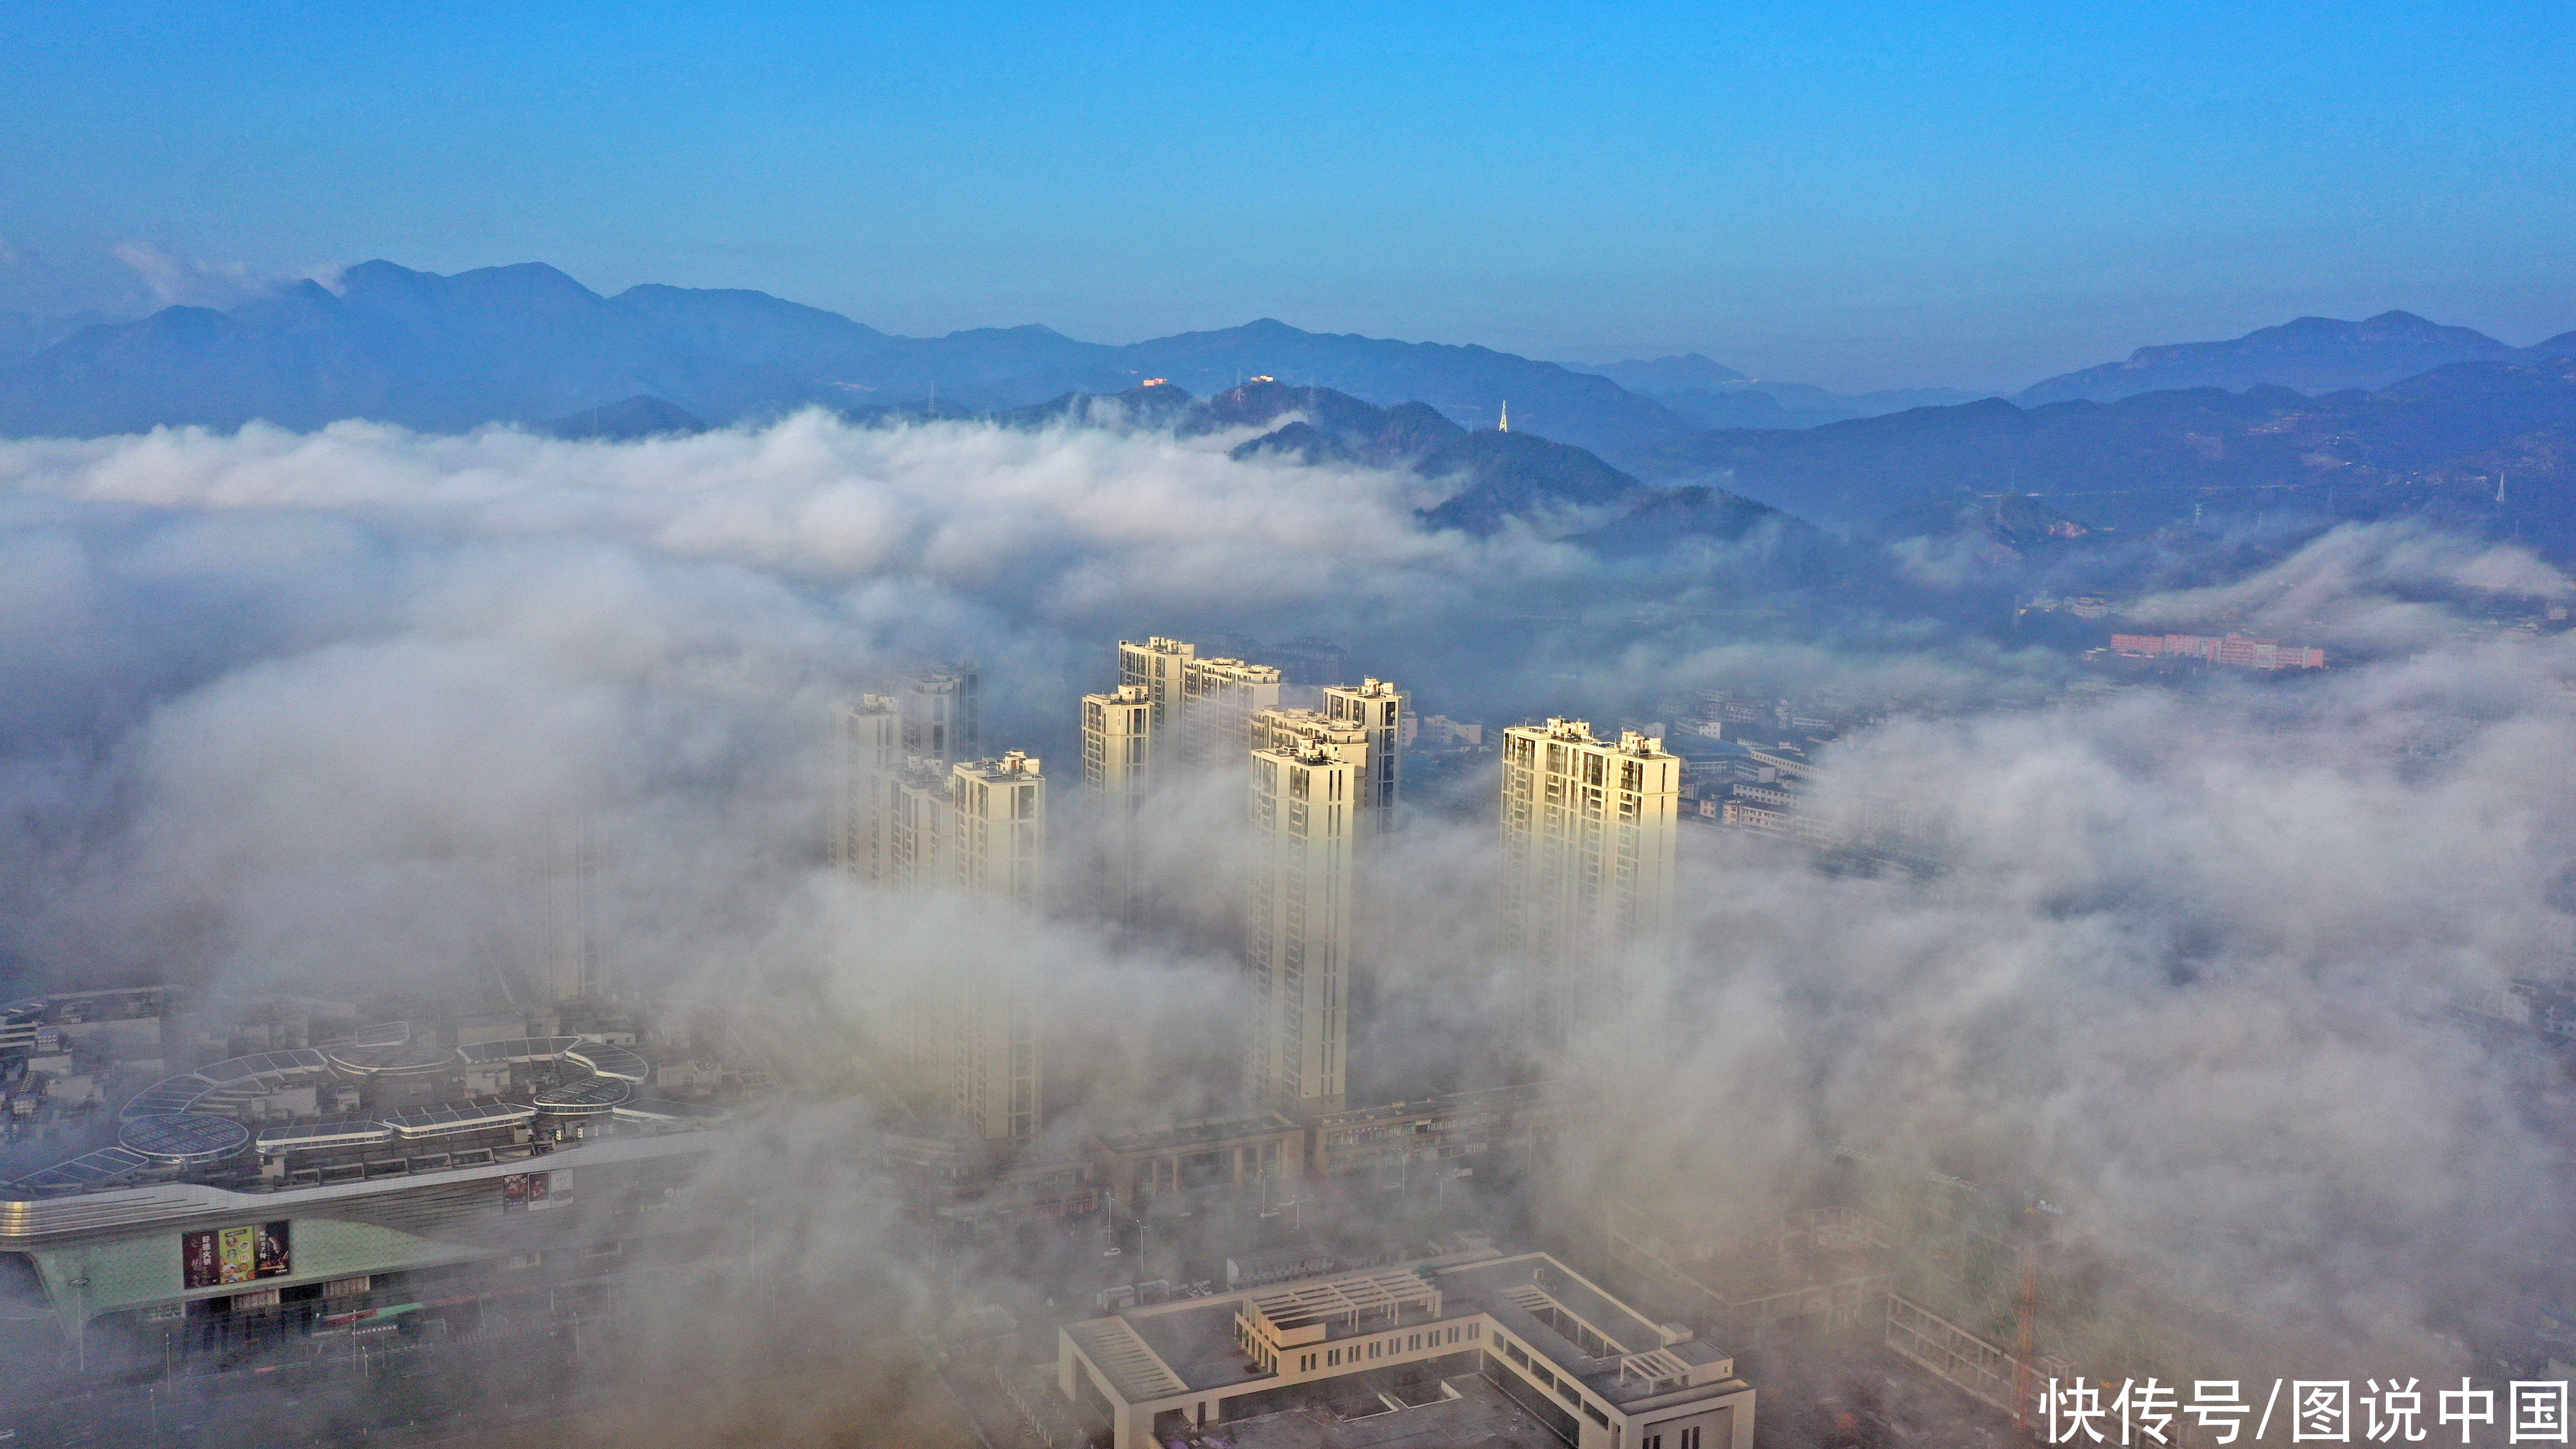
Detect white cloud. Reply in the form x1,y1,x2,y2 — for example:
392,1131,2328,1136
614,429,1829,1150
2,415,2570,1384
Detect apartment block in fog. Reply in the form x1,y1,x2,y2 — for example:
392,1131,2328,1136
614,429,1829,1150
1499,719,1680,1044
897,665,981,768
1118,636,1196,735
845,733,1046,1145
834,694,901,881
1083,684,1156,924
1184,656,1285,764
868,762,954,889
1246,729,1367,1113
1324,678,1406,836
1119,635,1276,767
540,814,610,1004
1095,636,1402,1114
948,751,1046,1143
951,751,1046,903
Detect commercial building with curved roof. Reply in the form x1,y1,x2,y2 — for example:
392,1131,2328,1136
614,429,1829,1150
0,991,764,1378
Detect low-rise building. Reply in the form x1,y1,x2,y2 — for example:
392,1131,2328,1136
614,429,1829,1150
1090,1114,1306,1211
1057,1249,1753,1449
0,998,753,1374
1306,1083,1580,1183
2109,632,2326,669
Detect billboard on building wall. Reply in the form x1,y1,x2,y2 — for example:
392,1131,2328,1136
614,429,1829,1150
257,1220,290,1277
501,1170,552,1211
181,1220,291,1289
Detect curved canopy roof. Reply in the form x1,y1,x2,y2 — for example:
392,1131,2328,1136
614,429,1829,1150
533,1077,633,1114
118,1112,253,1164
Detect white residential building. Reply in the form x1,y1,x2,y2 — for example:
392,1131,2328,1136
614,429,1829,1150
946,752,1046,1143
833,694,901,882
1245,725,1368,1114
1082,684,1156,926
1499,719,1680,1045
1323,678,1405,837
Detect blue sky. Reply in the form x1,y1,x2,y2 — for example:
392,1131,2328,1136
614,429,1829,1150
1,1,2568,389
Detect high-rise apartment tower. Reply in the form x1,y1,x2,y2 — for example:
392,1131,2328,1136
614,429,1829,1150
1117,637,1196,736
947,751,1046,1143
835,694,901,881
1183,657,1283,765
898,666,980,768
1095,636,1400,1112
1082,685,1155,926
1498,719,1680,1045
1323,678,1405,837
1245,730,1366,1113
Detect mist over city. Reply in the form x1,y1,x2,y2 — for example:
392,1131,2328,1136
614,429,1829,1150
4,6,2574,1449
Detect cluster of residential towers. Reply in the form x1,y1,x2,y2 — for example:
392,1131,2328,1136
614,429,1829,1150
834,640,1684,1149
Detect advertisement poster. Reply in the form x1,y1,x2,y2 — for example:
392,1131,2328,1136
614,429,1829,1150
182,1228,219,1289
182,1221,291,1289
217,1224,256,1284
256,1220,291,1278
502,1171,551,1212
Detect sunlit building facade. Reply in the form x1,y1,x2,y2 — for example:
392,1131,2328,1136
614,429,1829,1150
1183,656,1284,765
1499,719,1681,1045
948,751,1046,1143
1083,685,1156,925
1246,730,1366,1113
1096,639,1400,1116
1323,677,1406,837
1118,636,1197,739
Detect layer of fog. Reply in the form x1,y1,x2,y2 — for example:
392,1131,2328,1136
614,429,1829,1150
3,412,2569,1413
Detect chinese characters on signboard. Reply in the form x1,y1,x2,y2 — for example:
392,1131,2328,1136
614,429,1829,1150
180,1220,291,1289
2045,1378,2568,1444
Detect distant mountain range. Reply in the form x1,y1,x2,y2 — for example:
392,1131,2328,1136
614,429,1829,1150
1639,354,2576,559
1584,311,2576,431
0,261,1698,460
7,260,2571,567
1570,353,1996,430
2017,311,2576,405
